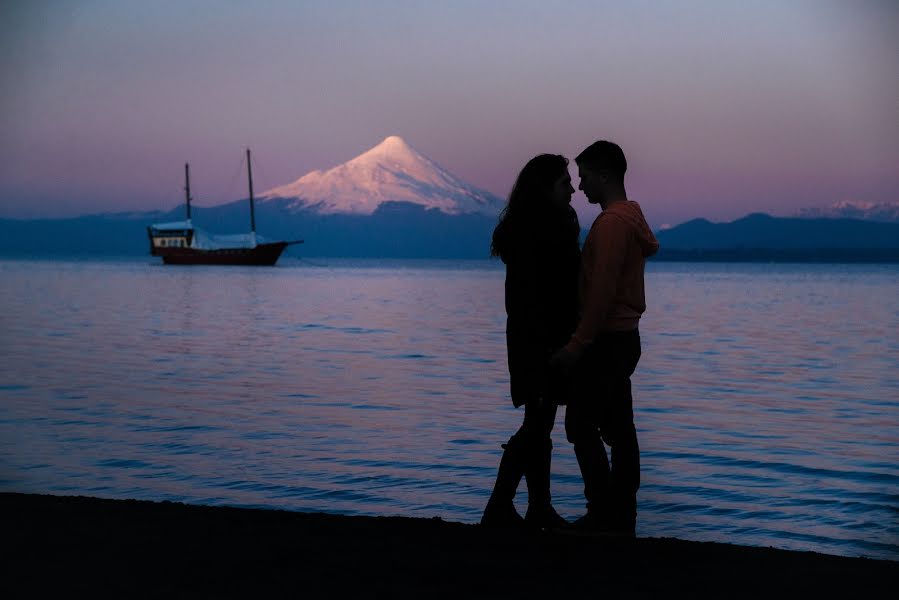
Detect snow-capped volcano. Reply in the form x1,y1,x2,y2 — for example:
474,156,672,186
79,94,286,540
261,136,502,215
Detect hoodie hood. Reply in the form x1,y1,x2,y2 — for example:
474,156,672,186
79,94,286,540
603,200,660,257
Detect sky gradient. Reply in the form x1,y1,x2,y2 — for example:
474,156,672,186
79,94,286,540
1,0,896,227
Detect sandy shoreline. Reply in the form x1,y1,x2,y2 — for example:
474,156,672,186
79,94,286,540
3,492,895,597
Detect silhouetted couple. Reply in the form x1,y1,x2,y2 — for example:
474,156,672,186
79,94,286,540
482,141,659,536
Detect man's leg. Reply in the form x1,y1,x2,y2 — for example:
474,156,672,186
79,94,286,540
565,346,610,515
601,330,642,532
603,394,640,531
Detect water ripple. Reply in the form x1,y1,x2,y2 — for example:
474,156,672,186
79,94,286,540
0,258,896,560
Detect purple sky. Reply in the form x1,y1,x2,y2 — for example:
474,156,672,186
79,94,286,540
1,0,896,227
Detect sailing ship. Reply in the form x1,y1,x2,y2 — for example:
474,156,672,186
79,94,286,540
148,149,303,265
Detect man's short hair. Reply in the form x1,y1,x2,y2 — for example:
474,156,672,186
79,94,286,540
575,141,627,182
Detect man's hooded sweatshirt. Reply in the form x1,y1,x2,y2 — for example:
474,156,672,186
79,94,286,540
564,200,659,355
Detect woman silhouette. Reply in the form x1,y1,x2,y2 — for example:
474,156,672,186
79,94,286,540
482,154,580,529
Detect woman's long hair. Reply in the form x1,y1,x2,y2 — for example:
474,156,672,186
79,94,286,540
491,154,570,258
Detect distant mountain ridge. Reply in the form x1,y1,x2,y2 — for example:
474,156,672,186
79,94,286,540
656,213,899,249
654,213,899,262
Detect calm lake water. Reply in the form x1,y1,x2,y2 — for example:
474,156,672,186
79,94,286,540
1,257,897,560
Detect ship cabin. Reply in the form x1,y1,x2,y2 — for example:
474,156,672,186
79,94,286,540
148,221,195,253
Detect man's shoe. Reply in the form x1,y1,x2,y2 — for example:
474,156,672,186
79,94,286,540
480,501,525,529
524,504,568,530
568,510,605,531
567,512,635,538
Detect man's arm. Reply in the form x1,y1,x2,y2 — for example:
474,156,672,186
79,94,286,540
562,215,628,357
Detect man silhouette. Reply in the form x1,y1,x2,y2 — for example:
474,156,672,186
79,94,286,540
551,141,659,535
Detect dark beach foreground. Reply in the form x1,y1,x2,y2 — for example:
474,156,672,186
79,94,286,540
3,493,895,598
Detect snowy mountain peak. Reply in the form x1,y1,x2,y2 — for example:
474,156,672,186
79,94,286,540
347,135,438,175
370,135,414,155
260,136,502,216
795,200,899,222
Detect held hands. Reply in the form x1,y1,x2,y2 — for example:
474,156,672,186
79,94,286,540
549,346,579,375
546,345,580,406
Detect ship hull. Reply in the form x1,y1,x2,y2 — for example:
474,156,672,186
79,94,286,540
153,242,291,266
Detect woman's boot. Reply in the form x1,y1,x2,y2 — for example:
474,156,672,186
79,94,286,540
523,438,567,529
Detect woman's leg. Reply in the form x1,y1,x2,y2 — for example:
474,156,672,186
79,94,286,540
522,398,567,528
481,418,529,527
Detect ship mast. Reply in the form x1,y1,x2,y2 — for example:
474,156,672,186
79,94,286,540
184,163,192,225
247,148,257,246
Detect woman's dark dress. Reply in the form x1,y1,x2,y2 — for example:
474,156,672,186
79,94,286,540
497,205,581,408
